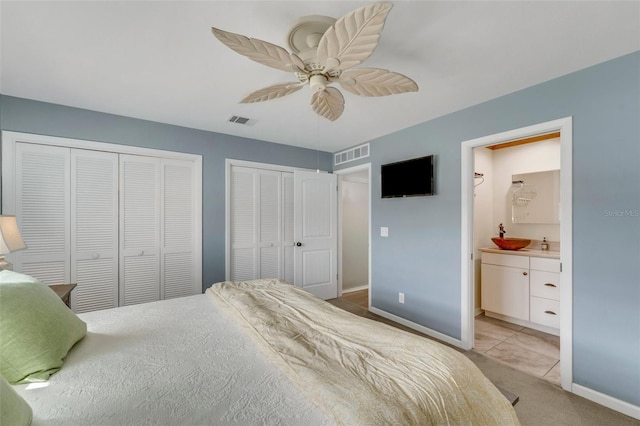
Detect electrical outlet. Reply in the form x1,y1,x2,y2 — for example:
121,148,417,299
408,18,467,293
399,292,404,304
380,227,389,237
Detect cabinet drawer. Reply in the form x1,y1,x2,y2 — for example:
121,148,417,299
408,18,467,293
530,256,560,272
530,297,560,329
530,270,560,300
481,252,529,269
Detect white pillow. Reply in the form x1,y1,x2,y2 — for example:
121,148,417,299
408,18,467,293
0,270,41,285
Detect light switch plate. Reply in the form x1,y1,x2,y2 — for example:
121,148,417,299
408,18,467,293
380,227,389,237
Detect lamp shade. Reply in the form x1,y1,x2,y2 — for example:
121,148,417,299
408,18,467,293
0,216,27,255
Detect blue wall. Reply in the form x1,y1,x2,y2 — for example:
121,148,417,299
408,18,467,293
0,95,333,292
337,51,640,406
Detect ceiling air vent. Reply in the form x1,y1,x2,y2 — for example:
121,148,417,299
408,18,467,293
228,115,257,126
335,143,370,166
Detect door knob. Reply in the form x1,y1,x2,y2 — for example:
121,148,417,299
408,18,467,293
296,242,302,247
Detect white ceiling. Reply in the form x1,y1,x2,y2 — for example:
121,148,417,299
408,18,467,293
1,1,638,153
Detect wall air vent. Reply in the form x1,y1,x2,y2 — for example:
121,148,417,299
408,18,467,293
334,143,370,166
228,115,257,126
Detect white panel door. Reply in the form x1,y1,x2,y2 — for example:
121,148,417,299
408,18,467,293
162,159,199,298
119,154,160,306
13,143,70,284
293,170,337,299
71,149,119,313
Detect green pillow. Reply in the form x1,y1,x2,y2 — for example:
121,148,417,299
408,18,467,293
0,282,87,384
0,375,32,425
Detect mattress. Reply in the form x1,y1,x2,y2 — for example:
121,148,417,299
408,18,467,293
15,294,331,426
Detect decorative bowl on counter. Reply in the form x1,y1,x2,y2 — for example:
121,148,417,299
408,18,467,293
491,237,531,251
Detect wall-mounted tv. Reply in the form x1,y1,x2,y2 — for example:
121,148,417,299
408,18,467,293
381,155,434,198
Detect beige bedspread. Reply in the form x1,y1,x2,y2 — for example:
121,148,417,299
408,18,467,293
207,279,520,425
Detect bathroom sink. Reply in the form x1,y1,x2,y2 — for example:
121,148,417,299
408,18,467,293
491,237,531,251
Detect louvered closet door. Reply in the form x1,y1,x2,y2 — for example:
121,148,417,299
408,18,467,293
258,170,282,279
162,159,198,298
282,172,294,283
71,150,118,313
230,166,257,281
229,166,294,282
119,155,160,306
13,143,70,283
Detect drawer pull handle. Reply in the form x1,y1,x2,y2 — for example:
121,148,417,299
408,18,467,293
522,272,528,276
544,310,557,315
544,283,557,288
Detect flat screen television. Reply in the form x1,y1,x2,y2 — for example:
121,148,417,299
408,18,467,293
381,155,434,198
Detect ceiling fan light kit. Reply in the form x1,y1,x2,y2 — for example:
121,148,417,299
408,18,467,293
211,2,418,121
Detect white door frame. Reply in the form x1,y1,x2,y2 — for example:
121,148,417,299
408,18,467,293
460,117,573,391
335,163,371,304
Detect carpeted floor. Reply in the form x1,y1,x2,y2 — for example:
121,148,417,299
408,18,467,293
327,296,640,426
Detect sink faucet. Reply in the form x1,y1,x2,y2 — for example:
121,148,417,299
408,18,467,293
498,223,506,238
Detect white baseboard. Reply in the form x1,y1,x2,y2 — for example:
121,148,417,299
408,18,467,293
572,384,640,420
341,285,368,294
369,306,463,348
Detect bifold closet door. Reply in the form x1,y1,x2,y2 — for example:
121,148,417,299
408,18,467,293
229,166,293,281
71,149,119,313
282,172,294,283
119,154,161,306
162,159,198,299
5,136,201,312
13,143,70,283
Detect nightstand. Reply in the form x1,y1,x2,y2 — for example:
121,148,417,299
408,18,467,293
49,284,77,308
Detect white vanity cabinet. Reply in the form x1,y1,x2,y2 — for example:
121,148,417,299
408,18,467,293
481,253,530,321
529,257,561,329
480,250,560,335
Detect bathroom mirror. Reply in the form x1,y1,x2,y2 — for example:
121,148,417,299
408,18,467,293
511,169,560,224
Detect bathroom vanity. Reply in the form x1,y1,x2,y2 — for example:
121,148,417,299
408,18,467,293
480,247,560,336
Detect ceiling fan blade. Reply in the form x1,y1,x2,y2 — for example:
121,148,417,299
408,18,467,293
339,68,418,96
240,82,304,103
317,2,393,73
311,87,345,121
212,27,304,73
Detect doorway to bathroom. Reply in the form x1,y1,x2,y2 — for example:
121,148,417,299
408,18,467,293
460,117,573,391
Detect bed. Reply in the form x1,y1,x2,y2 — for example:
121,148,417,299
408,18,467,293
2,276,520,425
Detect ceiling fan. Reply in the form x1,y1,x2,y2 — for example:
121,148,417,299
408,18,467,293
211,2,418,121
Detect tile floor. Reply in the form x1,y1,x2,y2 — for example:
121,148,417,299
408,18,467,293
336,289,561,386
473,313,560,386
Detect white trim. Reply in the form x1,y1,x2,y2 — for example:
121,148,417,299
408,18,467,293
460,117,573,390
226,158,315,174
335,163,371,305
572,384,640,421
370,307,463,348
341,284,369,293
1,131,201,161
